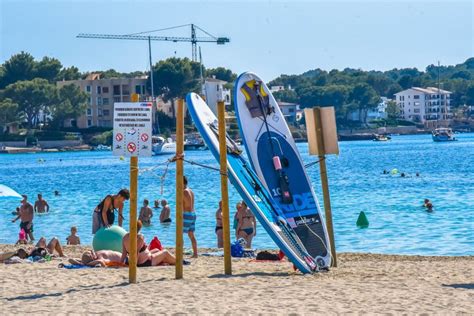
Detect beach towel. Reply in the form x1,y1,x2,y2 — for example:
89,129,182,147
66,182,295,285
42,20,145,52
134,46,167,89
58,263,92,269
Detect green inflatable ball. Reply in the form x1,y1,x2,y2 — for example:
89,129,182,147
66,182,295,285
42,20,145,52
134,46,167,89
93,226,127,252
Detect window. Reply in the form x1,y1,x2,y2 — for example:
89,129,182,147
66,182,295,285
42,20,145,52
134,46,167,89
414,95,420,99
141,85,146,94
97,86,101,94
135,85,141,94
98,109,103,117
87,119,92,127
103,109,110,116
87,108,92,116
86,85,91,93
103,98,109,105
102,87,109,93
414,109,420,113
113,85,121,95
97,97,102,106
122,96,130,102
113,96,121,102
289,108,295,113
122,85,130,95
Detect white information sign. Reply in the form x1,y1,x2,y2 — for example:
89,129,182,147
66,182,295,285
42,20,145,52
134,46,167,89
113,102,152,157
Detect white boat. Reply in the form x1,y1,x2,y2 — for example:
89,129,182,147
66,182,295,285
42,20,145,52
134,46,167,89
432,127,456,142
94,144,111,151
152,136,176,155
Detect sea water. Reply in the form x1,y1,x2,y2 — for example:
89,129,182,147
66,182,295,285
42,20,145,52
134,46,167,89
1,133,473,255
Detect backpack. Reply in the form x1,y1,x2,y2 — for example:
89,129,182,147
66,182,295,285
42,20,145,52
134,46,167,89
256,250,280,261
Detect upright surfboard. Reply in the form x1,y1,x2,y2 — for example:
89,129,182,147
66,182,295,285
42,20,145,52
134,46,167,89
186,92,322,273
235,72,331,267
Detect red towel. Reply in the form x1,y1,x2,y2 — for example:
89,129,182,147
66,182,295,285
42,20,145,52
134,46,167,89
148,236,163,251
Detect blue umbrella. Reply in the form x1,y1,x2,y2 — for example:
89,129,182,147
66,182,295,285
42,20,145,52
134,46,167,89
0,184,22,199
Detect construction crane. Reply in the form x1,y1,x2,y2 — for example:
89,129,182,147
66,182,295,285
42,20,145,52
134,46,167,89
77,24,230,134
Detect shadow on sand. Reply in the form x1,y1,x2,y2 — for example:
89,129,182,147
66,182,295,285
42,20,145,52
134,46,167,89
442,283,474,290
5,278,165,301
208,271,292,279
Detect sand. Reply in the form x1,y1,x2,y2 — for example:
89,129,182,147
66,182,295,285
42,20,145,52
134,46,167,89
0,244,472,315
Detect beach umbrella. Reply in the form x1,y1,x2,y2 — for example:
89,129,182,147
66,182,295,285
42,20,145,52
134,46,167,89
0,184,22,199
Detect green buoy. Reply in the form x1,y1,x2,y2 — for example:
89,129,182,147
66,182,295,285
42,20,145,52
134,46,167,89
356,211,369,228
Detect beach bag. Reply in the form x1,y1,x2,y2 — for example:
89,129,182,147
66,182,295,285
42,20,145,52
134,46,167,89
231,240,244,257
148,236,163,251
256,251,280,261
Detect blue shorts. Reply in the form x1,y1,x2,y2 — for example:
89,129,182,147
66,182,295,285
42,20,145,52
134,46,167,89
183,212,196,233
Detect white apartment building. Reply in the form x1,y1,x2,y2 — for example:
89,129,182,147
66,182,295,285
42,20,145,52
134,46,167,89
202,77,231,115
270,85,293,93
394,87,452,124
57,73,149,129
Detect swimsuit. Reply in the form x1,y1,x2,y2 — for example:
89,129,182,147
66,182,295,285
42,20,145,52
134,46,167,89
183,212,196,233
137,259,152,267
215,226,223,233
241,227,254,235
162,218,172,223
20,221,33,234
92,195,124,234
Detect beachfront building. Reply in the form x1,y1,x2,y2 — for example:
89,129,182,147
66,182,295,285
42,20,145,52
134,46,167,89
57,74,150,128
270,85,293,93
367,97,390,120
202,77,231,115
394,87,452,124
278,101,300,124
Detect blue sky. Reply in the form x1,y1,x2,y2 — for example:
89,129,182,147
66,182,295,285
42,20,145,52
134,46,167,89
1,0,472,80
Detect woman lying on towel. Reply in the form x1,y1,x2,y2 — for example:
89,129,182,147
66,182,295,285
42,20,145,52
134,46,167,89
121,220,177,267
70,249,124,267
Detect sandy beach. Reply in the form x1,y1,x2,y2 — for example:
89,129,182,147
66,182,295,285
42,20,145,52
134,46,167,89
0,244,472,314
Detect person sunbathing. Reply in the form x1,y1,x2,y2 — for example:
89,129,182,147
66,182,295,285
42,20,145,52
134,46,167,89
121,220,177,267
71,249,123,267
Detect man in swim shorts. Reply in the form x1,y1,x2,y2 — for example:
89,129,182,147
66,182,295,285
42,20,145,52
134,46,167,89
183,176,198,258
34,193,50,213
160,199,171,223
12,195,35,241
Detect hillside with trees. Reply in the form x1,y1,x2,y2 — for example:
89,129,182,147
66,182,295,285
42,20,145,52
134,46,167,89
270,58,474,127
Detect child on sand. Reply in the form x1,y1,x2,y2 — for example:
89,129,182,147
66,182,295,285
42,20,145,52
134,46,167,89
16,229,27,245
66,226,81,245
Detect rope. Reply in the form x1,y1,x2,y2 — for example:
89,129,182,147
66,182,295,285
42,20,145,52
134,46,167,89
304,157,324,169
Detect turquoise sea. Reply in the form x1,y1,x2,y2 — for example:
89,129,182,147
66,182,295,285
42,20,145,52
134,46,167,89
1,133,473,255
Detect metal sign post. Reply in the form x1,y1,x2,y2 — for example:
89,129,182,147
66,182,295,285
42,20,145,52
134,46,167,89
113,93,152,283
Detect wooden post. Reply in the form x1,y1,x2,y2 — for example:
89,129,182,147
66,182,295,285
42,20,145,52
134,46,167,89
175,98,184,279
314,108,337,267
217,101,232,275
129,93,139,283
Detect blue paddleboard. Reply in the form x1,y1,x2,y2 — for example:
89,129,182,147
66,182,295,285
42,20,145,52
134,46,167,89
186,92,321,273
234,72,331,268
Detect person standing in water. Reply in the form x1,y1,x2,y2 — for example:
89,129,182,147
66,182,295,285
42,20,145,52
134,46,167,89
12,195,35,241
92,189,130,234
236,201,257,248
34,194,49,213
138,199,153,226
183,176,198,258
160,199,171,223
215,201,223,248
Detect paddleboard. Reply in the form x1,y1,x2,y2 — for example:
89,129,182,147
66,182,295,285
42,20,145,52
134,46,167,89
186,92,321,273
234,72,331,268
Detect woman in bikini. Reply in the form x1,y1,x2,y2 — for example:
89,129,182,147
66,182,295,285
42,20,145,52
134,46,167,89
215,201,223,248
92,189,130,234
121,220,177,267
235,201,257,248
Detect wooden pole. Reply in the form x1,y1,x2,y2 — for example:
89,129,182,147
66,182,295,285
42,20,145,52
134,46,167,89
175,98,184,279
314,107,337,267
129,93,139,283
217,101,232,275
